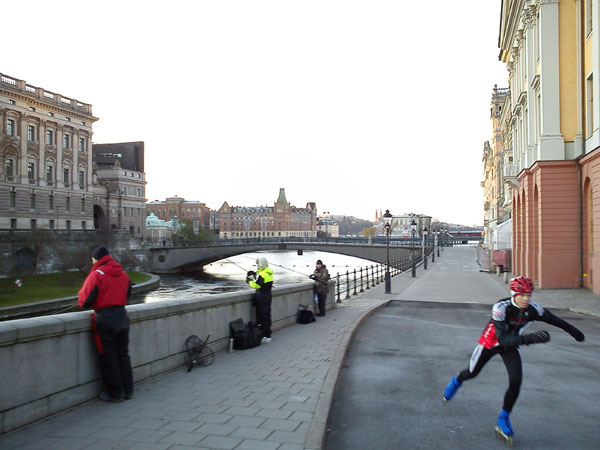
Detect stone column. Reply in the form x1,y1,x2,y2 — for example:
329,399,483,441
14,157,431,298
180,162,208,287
38,121,46,186
538,0,565,160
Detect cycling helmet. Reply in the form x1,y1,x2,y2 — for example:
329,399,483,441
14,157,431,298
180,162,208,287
510,276,534,296
256,257,268,270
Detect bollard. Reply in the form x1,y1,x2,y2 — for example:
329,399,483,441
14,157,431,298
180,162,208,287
503,272,509,283
412,257,416,277
424,255,428,270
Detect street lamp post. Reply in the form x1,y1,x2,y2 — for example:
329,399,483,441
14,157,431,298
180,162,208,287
411,218,417,277
431,225,435,263
383,209,392,294
422,226,428,270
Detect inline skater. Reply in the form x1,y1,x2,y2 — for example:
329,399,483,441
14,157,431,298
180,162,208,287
442,276,585,446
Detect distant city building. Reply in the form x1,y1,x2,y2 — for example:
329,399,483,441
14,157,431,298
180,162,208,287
316,214,339,238
146,195,210,229
218,188,317,239
374,210,431,237
144,212,174,244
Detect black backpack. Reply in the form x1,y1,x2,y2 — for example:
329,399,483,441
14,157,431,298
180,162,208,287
229,318,263,350
297,305,316,324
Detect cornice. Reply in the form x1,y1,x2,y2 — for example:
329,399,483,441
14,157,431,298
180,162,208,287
0,87,99,123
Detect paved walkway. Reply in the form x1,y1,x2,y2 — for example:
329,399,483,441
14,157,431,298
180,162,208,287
1,246,599,450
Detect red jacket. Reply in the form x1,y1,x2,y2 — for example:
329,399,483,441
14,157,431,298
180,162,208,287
78,255,131,310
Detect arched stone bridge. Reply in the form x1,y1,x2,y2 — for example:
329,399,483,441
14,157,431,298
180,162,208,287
149,240,418,273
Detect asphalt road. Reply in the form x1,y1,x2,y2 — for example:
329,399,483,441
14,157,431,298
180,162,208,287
325,300,600,450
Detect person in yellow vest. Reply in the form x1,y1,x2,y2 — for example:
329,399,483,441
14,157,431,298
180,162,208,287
246,257,274,343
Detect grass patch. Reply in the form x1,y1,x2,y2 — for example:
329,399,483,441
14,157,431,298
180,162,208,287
0,272,152,307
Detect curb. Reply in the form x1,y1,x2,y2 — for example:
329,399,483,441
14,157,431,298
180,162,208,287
304,299,391,450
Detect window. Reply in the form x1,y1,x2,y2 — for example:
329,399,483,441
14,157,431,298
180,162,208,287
63,134,70,148
27,162,35,180
122,186,127,195
9,99,15,105
9,191,16,208
31,219,37,229
5,159,14,177
29,106,35,112
49,194,54,210
6,119,15,136
45,129,54,145
79,137,85,152
66,196,71,211
30,193,36,209
46,165,53,183
78,170,85,186
27,125,35,141
65,117,71,122
66,220,71,230
48,112,54,117
82,221,86,230
49,219,55,229
81,197,85,212
64,168,70,186
11,219,17,229
137,188,142,197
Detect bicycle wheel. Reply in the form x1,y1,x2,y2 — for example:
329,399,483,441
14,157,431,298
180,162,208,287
184,335,203,372
197,342,215,366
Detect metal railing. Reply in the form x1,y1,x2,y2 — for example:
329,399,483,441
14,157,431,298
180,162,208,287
333,247,436,301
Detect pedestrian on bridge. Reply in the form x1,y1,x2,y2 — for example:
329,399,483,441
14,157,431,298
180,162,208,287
246,257,274,344
78,246,134,403
442,276,585,446
310,259,330,316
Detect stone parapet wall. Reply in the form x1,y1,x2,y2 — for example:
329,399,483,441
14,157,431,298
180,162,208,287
0,281,332,434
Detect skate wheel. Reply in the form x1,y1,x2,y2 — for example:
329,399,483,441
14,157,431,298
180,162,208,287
494,426,514,448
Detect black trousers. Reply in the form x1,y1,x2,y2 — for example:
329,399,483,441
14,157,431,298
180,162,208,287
255,293,272,338
94,307,134,398
316,291,327,316
457,344,522,412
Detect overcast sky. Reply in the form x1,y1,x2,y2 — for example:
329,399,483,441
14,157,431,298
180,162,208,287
3,0,507,225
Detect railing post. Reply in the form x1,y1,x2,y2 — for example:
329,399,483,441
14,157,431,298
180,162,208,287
412,255,416,277
365,265,370,290
336,273,341,302
360,267,364,292
345,270,350,299
353,269,357,295
371,265,376,287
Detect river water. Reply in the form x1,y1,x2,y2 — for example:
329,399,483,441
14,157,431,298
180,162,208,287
138,250,377,303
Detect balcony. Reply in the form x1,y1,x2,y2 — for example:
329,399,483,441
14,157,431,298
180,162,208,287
503,164,519,189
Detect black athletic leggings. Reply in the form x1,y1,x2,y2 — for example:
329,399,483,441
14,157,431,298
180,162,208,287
457,345,522,413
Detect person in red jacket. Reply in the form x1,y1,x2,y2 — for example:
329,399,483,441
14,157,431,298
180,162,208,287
78,247,134,402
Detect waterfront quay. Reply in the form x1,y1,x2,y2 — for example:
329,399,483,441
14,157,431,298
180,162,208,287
1,246,599,450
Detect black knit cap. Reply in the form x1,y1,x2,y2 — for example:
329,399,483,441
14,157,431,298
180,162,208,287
92,246,109,260
316,260,323,265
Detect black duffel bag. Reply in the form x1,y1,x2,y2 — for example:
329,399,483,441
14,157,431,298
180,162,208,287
229,318,263,350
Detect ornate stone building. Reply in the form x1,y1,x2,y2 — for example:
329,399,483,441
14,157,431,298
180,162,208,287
1,73,97,231
0,73,146,236
482,85,511,268
218,188,317,239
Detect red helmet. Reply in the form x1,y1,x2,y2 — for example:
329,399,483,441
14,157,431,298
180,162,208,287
510,276,534,296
